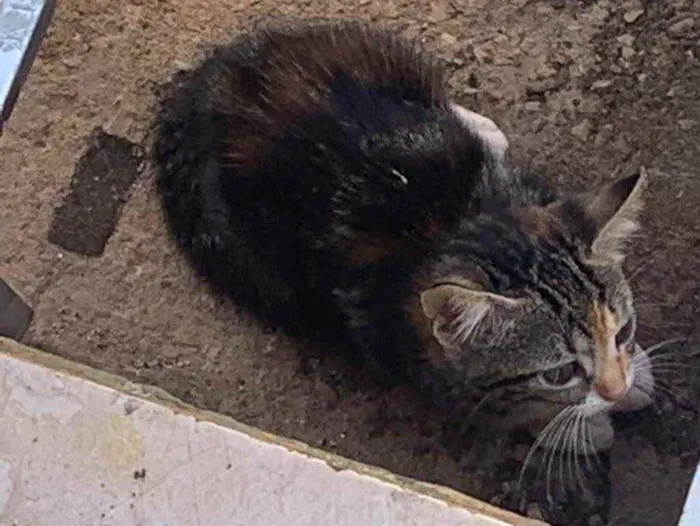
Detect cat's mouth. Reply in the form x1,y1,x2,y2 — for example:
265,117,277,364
610,343,654,413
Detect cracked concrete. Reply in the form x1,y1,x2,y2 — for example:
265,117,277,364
0,338,542,526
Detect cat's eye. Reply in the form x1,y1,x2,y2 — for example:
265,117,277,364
615,317,635,348
539,362,584,389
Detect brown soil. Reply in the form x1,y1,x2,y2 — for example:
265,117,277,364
2,1,699,525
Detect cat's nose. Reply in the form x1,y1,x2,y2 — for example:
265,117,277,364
595,354,630,401
595,379,629,401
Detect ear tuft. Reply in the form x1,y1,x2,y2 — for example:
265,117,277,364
420,282,518,349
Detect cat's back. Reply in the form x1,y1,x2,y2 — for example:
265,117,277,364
152,19,495,342
169,20,451,169
154,19,488,248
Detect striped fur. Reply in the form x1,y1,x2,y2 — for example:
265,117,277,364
152,19,649,449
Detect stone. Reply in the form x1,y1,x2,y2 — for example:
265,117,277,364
429,2,451,22
678,119,698,131
534,64,558,79
439,32,458,46
571,118,592,141
621,46,636,60
668,18,695,37
623,9,644,23
617,33,636,46
591,79,613,90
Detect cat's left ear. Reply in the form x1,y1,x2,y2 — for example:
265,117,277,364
420,282,520,350
554,169,648,262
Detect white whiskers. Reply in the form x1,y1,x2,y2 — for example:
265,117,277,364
518,405,600,502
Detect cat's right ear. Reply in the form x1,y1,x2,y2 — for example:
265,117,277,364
549,169,647,263
420,283,519,349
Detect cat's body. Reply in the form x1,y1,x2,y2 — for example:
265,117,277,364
153,20,653,448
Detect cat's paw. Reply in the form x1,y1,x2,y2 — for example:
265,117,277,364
450,103,509,159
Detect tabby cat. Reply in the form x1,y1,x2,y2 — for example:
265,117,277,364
152,20,654,450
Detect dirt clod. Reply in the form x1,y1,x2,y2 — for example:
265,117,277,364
47,129,142,257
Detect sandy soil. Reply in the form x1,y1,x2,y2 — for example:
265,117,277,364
1,1,699,525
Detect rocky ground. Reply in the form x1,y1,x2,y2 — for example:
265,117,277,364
1,1,699,525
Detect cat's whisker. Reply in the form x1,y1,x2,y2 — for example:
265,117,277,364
558,412,574,494
643,338,688,355
633,379,656,399
654,380,681,399
573,411,588,491
583,415,603,470
626,251,660,282
566,409,585,492
650,365,691,374
645,357,688,366
546,410,577,502
634,302,678,309
462,393,492,431
636,377,679,402
640,350,679,362
564,410,584,493
518,407,573,489
634,362,688,375
647,358,695,369
579,412,594,472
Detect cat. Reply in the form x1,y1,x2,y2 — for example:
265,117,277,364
152,19,654,451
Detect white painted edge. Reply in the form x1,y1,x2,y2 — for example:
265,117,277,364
0,337,546,526
679,461,700,526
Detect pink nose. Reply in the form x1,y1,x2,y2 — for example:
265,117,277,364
595,381,629,402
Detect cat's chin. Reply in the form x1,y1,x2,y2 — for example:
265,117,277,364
583,413,615,452
515,409,616,453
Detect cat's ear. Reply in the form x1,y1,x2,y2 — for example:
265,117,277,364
583,169,647,262
420,282,519,349
552,169,647,263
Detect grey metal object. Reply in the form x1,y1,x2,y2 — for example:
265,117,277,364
0,0,57,133
0,0,56,340
0,279,33,341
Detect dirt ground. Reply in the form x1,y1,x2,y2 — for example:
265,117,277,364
2,1,699,525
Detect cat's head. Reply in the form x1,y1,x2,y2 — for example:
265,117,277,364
419,170,650,450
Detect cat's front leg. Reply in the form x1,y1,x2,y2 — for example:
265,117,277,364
450,103,509,159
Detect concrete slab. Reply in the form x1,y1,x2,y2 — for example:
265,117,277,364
0,338,544,526
679,462,700,526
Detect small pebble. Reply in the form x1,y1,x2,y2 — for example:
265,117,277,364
621,46,636,60
591,79,613,90
617,33,636,46
668,18,695,37
439,32,458,46
623,9,644,24
571,119,592,141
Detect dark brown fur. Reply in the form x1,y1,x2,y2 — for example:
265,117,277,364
153,19,649,445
